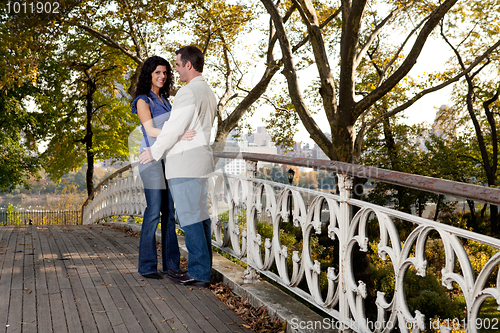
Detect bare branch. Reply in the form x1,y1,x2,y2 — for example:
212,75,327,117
119,0,145,59
355,3,411,69
354,0,460,118
260,0,332,158
356,37,500,143
77,24,143,65
378,15,427,85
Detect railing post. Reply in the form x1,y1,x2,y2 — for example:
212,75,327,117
243,159,260,283
338,174,353,330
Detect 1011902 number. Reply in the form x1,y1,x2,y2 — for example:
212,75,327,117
7,1,60,14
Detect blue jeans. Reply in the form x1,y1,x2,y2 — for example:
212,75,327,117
138,160,180,275
182,218,212,282
168,178,212,282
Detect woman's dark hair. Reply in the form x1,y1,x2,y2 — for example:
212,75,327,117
175,46,204,73
132,56,174,100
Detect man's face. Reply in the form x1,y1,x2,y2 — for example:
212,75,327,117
175,54,188,82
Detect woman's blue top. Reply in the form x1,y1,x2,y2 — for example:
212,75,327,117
131,91,172,153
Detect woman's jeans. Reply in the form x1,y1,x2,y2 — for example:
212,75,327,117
138,159,180,275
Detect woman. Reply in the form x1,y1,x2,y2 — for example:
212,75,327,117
131,56,194,279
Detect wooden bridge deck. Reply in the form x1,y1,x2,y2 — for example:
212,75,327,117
0,225,254,333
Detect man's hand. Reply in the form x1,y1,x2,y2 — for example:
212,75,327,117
180,129,196,141
139,147,154,164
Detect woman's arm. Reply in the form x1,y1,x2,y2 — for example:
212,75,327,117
137,99,161,138
136,98,196,140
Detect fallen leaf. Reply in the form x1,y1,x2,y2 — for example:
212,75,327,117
102,283,112,286
24,288,32,294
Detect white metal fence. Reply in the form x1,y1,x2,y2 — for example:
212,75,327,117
81,153,500,333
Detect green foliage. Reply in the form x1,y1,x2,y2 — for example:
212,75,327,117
36,32,138,186
370,241,462,322
5,204,22,225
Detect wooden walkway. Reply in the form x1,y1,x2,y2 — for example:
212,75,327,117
0,225,254,333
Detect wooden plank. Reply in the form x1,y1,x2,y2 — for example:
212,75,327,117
96,225,251,333
50,226,85,333
156,283,206,333
87,227,188,333
0,226,259,333
41,226,68,333
82,228,162,333
3,227,21,333
32,226,53,332
7,226,25,333
194,288,255,333
92,228,179,333
6,289,22,333
0,226,15,333
62,229,132,333
98,226,205,333
22,226,38,333
62,227,118,333
69,226,139,333
182,286,244,333
50,226,100,333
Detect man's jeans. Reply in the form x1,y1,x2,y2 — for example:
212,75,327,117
138,160,180,275
168,177,212,282
182,218,212,282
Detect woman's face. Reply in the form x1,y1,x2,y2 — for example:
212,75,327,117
151,65,168,90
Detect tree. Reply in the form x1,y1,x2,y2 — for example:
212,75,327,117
433,1,500,235
55,0,283,153
37,32,137,195
259,0,500,164
0,6,53,191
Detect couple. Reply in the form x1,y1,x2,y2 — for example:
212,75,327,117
131,46,216,287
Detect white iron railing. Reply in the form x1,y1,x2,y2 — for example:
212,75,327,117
81,153,500,333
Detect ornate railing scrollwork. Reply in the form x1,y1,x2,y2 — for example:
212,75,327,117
82,153,500,332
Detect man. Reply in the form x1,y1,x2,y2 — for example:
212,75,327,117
139,46,217,287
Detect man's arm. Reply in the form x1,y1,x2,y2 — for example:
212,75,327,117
149,87,196,160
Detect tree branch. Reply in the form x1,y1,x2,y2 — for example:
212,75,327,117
355,37,500,146
294,0,337,132
77,24,143,65
354,3,411,69
354,0,460,118
260,0,332,158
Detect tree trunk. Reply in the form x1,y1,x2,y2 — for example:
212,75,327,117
490,205,498,236
467,199,477,231
85,80,96,196
433,195,443,221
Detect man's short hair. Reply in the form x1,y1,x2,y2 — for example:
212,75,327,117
175,46,204,73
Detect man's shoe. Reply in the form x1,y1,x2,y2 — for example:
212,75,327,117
141,272,162,279
165,269,187,278
165,271,191,284
190,280,210,288
166,272,210,287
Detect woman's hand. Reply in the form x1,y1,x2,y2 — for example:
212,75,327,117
180,129,196,141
